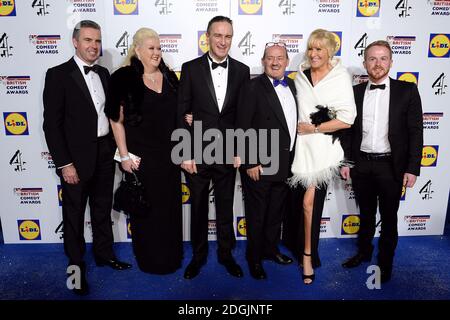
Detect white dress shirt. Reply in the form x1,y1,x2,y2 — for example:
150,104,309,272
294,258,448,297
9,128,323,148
268,75,297,151
73,54,109,137
360,77,391,153
207,54,228,112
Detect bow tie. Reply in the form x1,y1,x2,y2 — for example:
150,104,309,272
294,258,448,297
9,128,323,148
211,60,227,70
273,78,288,87
369,84,386,90
83,65,99,75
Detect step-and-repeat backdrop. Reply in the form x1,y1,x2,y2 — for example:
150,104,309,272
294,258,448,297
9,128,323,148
1,0,449,243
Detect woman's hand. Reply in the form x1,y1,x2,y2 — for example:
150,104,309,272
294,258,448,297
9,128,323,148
297,122,315,135
121,158,140,173
185,113,193,126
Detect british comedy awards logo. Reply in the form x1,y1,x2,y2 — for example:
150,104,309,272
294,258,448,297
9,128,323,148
68,0,97,13
0,33,13,58
0,0,16,16
194,0,218,13
272,34,302,55
0,76,30,95
353,74,369,85
428,0,450,16
114,0,138,15
41,151,55,169
159,34,181,54
315,0,341,14
356,0,380,17
423,112,443,130
29,35,61,55
3,112,29,136
428,34,450,58
387,36,415,55
14,188,43,205
238,0,263,15
404,215,430,231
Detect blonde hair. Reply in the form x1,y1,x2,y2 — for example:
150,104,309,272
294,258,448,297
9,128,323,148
122,27,159,66
306,29,338,60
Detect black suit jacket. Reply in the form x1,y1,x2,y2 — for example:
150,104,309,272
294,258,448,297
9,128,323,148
235,74,298,181
341,78,423,180
43,57,112,179
177,53,250,162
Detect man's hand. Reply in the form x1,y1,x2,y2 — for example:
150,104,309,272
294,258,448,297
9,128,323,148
340,166,350,181
185,113,193,126
181,159,197,174
247,165,263,181
403,173,417,188
233,156,241,168
62,164,80,185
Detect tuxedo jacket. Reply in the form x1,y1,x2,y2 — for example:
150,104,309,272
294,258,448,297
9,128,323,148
235,74,298,182
177,53,250,161
341,78,423,180
43,57,113,179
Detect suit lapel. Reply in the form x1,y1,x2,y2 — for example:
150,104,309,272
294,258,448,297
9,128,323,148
68,58,96,110
200,53,219,112
221,56,235,113
260,75,290,136
388,77,396,135
287,78,298,122
355,82,367,136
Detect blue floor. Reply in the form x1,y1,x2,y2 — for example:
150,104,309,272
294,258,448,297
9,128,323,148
1,231,449,300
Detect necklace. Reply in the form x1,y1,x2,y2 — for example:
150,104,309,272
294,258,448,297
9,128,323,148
143,72,159,83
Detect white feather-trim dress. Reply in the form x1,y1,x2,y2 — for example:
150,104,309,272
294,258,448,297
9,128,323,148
289,58,356,188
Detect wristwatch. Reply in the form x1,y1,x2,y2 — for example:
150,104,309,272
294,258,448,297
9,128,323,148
314,126,320,133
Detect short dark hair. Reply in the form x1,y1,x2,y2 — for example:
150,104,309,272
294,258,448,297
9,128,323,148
206,16,232,34
364,40,392,61
72,20,101,40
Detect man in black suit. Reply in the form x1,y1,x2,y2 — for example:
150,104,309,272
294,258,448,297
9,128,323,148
235,42,297,279
340,40,423,283
43,20,131,295
177,16,250,279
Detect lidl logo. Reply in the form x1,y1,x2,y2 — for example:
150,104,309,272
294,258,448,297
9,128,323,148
341,214,360,235
421,145,438,167
198,31,209,56
428,34,450,58
181,182,190,204
57,185,63,206
18,219,41,240
356,0,380,17
331,31,342,56
127,218,132,239
113,0,138,15
0,0,16,16
400,185,406,201
236,217,246,237
238,0,263,15
285,71,297,80
3,112,29,135
397,72,419,85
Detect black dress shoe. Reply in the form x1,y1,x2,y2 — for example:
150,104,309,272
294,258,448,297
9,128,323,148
220,259,243,278
249,263,267,280
265,253,293,265
342,253,371,268
184,261,203,280
96,258,132,270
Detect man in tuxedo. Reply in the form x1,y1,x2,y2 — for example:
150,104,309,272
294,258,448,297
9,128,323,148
43,20,131,295
177,16,250,279
235,42,297,279
340,40,423,283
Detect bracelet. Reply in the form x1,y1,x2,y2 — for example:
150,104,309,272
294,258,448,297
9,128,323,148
120,154,131,161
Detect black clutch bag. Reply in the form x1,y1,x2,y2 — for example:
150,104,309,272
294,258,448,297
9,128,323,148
113,172,150,217
309,105,340,144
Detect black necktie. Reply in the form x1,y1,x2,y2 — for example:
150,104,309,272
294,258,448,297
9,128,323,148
273,78,288,87
211,60,227,70
83,65,99,75
370,84,386,90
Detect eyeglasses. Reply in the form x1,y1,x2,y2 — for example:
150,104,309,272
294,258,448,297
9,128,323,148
265,41,287,48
